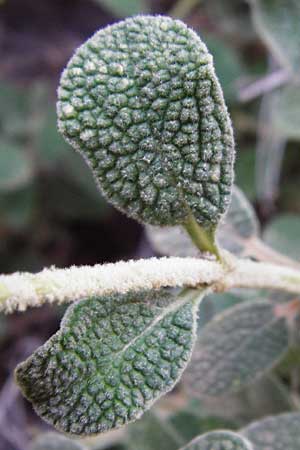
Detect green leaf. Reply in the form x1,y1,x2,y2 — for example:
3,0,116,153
92,0,148,17
185,300,289,396
263,214,300,261
168,410,236,444
16,288,204,436
217,185,259,256
126,411,183,450
250,0,300,72
271,84,300,140
241,412,300,450
204,34,244,103
0,142,33,191
31,432,87,450
146,186,258,257
57,16,234,229
188,375,293,425
181,431,253,450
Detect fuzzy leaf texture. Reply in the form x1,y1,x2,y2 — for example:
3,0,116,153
185,300,288,396
31,432,87,450
15,288,203,436
181,431,253,450
242,412,300,450
250,0,300,73
146,186,259,257
57,15,234,228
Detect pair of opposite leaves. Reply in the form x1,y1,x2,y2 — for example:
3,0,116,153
16,15,235,436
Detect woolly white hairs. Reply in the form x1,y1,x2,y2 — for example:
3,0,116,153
1,256,300,314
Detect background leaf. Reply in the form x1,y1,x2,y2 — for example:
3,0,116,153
272,84,300,141
31,432,87,450
126,411,183,450
16,288,203,436
181,430,253,450
250,0,300,73
185,300,289,397
263,214,300,261
241,412,300,450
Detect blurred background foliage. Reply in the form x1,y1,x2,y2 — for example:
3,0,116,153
0,0,300,449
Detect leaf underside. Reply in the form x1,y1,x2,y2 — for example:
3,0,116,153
57,15,234,228
242,412,300,450
181,430,253,450
15,289,201,436
31,432,86,450
185,300,288,397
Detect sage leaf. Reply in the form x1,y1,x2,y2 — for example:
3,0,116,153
181,430,253,450
127,411,183,450
15,288,203,436
263,214,300,261
31,432,87,450
57,16,234,229
146,186,258,257
217,185,259,256
241,412,300,450
272,84,300,141
185,300,289,396
189,375,293,425
250,0,300,73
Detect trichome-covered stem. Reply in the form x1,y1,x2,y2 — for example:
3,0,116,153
1,257,300,314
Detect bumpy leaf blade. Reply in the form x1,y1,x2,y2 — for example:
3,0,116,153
31,432,86,450
15,289,203,436
250,0,300,72
242,412,300,450
146,186,258,257
181,430,253,450
185,300,288,396
57,16,234,228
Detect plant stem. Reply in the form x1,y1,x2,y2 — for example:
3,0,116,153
183,214,222,261
1,256,300,314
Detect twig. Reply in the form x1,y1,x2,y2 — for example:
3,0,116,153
1,256,300,314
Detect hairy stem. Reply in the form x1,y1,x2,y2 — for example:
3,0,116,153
183,214,222,261
1,256,300,314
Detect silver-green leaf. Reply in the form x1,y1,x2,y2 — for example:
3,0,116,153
250,0,300,73
15,288,203,436
241,412,300,450
57,15,234,228
184,300,289,396
31,432,87,450
181,430,253,450
146,186,258,257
